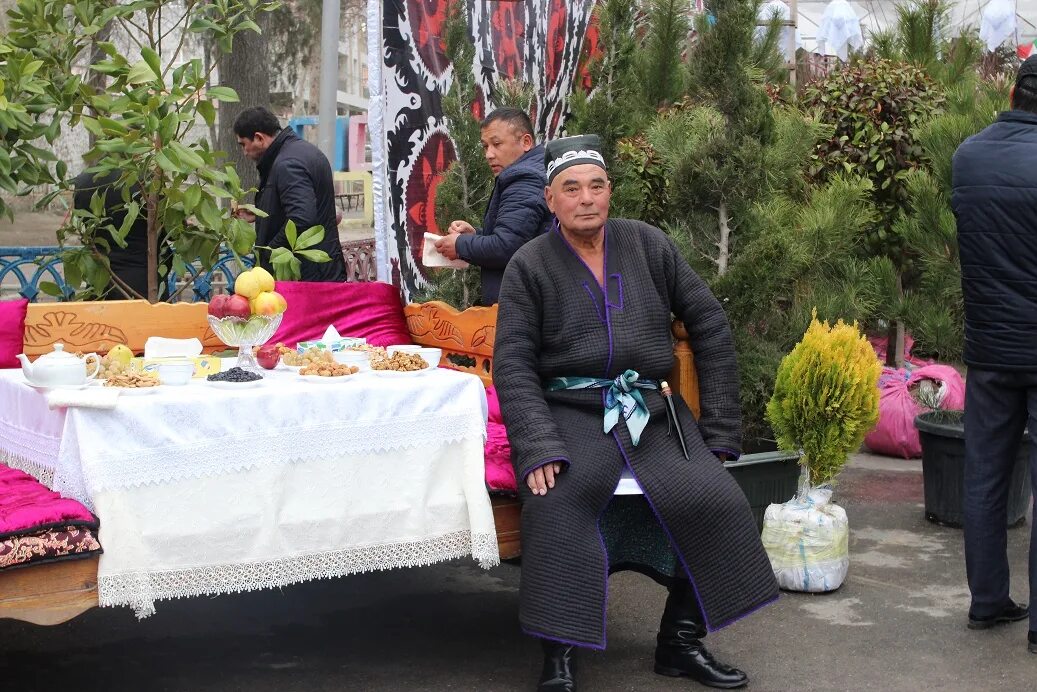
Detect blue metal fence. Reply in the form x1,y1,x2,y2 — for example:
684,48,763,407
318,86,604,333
0,246,254,303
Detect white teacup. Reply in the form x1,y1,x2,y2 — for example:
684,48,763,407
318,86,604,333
157,360,194,386
415,347,442,369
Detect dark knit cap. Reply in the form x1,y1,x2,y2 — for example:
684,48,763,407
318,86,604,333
544,134,606,184
1017,55,1037,86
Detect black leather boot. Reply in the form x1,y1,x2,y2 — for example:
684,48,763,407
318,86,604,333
538,639,577,691
654,579,748,689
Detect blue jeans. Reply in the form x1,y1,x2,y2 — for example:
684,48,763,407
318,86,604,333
963,368,1037,627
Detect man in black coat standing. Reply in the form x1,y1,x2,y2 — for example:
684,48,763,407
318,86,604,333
435,108,552,304
233,107,347,282
71,169,166,299
952,55,1037,651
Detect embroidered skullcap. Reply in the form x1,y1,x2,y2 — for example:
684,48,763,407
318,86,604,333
544,134,606,184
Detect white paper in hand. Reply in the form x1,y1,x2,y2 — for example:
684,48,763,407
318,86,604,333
422,232,469,269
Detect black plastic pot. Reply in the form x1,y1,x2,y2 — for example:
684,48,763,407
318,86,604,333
601,450,802,585
914,410,1031,528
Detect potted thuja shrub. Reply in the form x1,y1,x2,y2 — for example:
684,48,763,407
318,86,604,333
761,313,881,592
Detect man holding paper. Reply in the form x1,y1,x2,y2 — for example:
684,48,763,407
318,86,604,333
435,108,552,304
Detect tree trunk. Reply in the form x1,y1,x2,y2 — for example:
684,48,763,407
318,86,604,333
85,23,112,149
717,200,731,276
885,272,905,368
216,14,271,195
146,189,158,303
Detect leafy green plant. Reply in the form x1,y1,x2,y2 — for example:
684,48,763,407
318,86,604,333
0,0,284,302
803,59,943,241
261,220,332,281
766,313,881,487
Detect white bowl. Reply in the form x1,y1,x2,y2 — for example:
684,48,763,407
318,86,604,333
415,347,442,368
333,351,370,371
157,361,194,386
386,344,422,357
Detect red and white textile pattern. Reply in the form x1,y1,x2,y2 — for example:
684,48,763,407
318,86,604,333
373,0,596,298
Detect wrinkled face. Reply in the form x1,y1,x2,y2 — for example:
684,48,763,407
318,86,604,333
545,163,611,236
480,120,534,176
237,132,274,162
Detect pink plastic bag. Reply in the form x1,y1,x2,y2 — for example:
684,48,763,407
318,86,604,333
863,364,965,458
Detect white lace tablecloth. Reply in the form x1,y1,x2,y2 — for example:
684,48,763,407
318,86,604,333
0,367,498,616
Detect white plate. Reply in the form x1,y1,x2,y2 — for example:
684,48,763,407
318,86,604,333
22,379,94,391
106,385,160,396
367,365,438,377
297,373,358,384
205,378,265,389
277,362,304,372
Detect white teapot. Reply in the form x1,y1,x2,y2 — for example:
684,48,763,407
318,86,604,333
17,343,101,388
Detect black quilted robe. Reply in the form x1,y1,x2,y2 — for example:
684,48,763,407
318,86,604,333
493,219,779,648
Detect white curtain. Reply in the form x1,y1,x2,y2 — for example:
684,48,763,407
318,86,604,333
979,0,1017,52
816,0,864,61
366,0,388,282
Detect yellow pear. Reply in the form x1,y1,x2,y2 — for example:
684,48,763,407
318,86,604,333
234,269,262,300
108,344,133,366
251,266,276,293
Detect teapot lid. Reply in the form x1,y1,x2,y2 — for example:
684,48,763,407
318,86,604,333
37,343,80,362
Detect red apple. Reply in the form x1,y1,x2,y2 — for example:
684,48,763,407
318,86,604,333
208,294,230,318
224,294,251,320
256,344,280,370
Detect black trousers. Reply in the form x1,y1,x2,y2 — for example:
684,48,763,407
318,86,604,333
963,368,1037,628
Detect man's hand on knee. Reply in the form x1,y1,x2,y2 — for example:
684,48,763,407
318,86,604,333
526,462,563,496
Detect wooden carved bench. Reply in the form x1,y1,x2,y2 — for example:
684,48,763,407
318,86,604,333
2,298,703,626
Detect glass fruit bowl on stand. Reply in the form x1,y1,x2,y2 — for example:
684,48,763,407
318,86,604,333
207,314,283,373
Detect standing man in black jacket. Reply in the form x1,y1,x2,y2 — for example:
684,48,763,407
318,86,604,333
952,55,1037,651
435,108,552,304
233,107,347,282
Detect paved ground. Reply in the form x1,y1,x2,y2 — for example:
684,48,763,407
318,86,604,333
0,452,1032,690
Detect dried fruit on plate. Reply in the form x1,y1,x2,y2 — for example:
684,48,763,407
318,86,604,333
299,363,358,377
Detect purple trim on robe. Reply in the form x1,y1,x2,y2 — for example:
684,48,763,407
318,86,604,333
582,282,605,323
606,273,624,310
612,431,714,632
602,231,614,374
522,627,607,651
553,221,603,289
711,591,780,630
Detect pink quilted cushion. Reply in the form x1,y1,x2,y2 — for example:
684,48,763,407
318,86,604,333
0,298,27,369
0,463,97,537
485,422,517,493
486,385,502,423
482,386,516,491
269,281,411,348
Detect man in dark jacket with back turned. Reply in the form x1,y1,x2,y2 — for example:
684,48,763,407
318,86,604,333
952,55,1037,652
233,106,347,282
435,108,552,304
